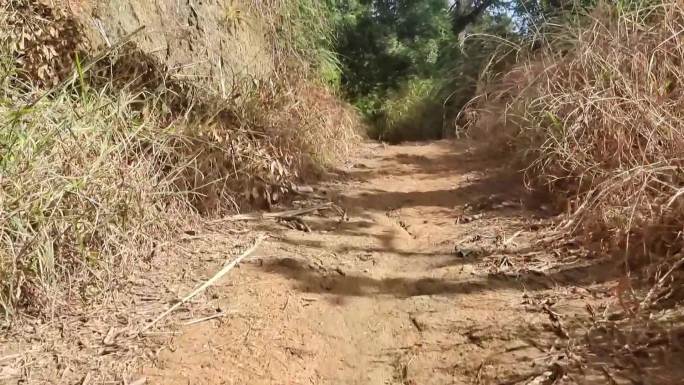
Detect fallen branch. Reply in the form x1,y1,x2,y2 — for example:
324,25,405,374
140,235,266,333
184,311,235,326
213,203,334,222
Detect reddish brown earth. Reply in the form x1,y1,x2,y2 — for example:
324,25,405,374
140,140,612,385
4,140,642,385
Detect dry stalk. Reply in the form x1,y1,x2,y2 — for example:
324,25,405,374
214,202,334,222
640,254,684,309
140,235,266,332
468,0,684,262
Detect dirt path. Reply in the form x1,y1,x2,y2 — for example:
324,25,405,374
142,140,601,385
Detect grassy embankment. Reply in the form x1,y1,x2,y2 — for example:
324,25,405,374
0,0,359,321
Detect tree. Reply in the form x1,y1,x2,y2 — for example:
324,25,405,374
328,0,516,141
450,0,500,36
332,0,452,102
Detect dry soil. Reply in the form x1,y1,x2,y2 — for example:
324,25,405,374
141,140,609,385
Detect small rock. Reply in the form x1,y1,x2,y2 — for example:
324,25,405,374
454,247,479,258
455,213,483,224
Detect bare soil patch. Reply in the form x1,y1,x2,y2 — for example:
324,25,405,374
5,140,673,385
141,140,617,385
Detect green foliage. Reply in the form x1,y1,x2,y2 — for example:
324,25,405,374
328,0,516,142
368,77,443,142
328,0,454,141
269,0,344,88
436,12,516,124
333,0,452,100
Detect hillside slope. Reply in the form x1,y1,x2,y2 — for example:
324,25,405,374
0,1,358,382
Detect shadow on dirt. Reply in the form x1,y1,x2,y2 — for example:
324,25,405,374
252,140,684,384
336,165,549,227
332,141,498,182
259,256,523,297
257,253,620,299
491,299,684,385
576,318,684,385
253,140,684,385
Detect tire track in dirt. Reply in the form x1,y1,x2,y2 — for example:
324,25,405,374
141,140,598,385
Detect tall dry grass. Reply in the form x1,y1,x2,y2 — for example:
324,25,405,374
468,1,684,263
0,0,359,321
0,65,185,318
463,6,684,380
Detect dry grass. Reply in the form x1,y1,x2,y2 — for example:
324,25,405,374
0,0,360,322
0,23,180,320
467,1,684,265
463,5,684,381
0,1,355,382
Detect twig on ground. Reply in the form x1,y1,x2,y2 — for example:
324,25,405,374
277,216,312,232
542,304,569,339
599,365,619,385
183,311,235,326
125,377,147,385
211,203,334,222
140,235,266,333
497,362,564,385
0,354,22,363
81,372,92,385
474,359,487,384
504,230,523,246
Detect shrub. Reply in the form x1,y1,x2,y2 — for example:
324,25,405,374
0,0,360,321
468,0,684,260
368,77,443,142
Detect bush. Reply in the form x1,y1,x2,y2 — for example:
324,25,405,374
469,0,684,259
0,0,360,321
0,74,179,318
367,77,443,142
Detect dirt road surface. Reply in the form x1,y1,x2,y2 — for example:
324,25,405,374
142,140,608,385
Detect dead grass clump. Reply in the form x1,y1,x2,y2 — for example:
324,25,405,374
0,0,360,320
140,74,360,214
463,4,684,381
468,1,684,262
258,82,360,167
5,0,87,87
0,3,194,319
0,70,186,319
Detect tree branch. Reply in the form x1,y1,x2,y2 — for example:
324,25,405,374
450,0,498,36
